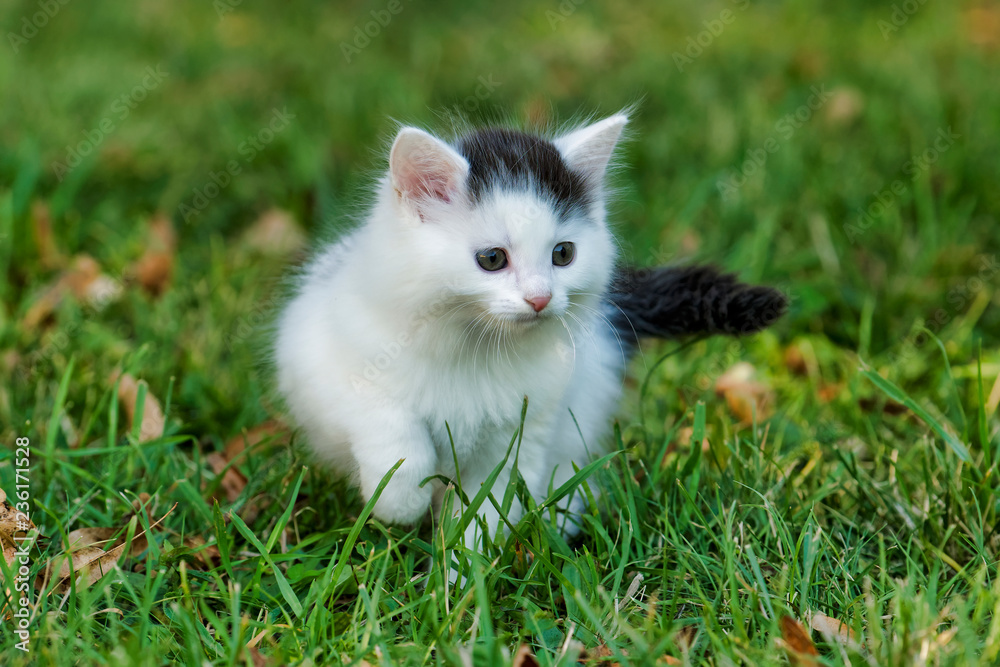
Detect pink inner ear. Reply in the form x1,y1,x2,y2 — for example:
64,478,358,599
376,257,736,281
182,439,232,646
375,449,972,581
401,164,454,203
393,136,465,206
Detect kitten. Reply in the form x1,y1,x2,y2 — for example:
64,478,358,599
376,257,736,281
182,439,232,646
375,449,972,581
274,114,786,545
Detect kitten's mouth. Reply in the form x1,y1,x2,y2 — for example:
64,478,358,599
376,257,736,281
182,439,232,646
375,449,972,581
497,311,552,326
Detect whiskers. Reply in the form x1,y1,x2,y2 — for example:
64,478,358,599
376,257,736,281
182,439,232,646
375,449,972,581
569,292,638,380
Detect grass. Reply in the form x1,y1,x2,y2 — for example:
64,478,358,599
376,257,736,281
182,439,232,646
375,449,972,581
2,0,1000,664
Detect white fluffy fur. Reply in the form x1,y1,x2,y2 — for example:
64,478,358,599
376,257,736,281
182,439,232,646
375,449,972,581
275,115,629,544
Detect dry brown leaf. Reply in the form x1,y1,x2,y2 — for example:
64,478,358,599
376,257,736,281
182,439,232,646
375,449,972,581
783,344,808,375
965,7,1000,48
182,536,222,570
208,452,249,503
114,372,165,442
817,383,843,403
583,644,621,664
0,488,35,536
674,624,697,652
823,86,865,126
129,213,176,296
715,362,772,424
131,493,152,515
511,644,540,667
0,487,39,618
63,255,122,307
224,420,288,461
810,612,859,649
242,209,306,257
779,615,820,667
64,527,118,554
48,504,175,593
20,254,123,330
660,657,681,666
249,646,268,667
21,281,66,330
32,201,65,269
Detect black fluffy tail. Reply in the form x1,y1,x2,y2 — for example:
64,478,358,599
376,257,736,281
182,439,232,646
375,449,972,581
607,265,787,343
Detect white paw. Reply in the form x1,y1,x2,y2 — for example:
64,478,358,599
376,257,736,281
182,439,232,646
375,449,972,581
371,479,433,525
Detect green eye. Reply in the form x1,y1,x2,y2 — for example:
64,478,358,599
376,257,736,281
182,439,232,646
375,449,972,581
552,242,575,267
476,247,508,271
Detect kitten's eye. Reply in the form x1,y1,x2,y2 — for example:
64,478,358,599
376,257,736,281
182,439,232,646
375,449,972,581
476,247,509,271
552,242,575,267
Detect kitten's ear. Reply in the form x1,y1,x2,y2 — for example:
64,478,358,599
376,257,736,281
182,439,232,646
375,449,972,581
555,114,628,188
389,127,468,213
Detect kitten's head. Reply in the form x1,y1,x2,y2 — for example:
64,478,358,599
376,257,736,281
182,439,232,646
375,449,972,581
382,115,627,329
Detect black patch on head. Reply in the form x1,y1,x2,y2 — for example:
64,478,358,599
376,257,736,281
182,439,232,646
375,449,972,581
456,128,590,218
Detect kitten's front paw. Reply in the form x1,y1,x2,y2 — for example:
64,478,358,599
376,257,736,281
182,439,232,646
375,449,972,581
371,481,433,525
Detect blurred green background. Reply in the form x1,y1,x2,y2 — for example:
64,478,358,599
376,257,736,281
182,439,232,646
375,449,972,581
4,0,999,452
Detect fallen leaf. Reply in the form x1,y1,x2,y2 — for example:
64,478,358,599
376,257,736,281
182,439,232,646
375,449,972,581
810,612,859,649
21,281,66,330
0,487,39,617
715,362,772,424
0,487,37,538
181,536,221,569
659,657,681,666
128,213,176,296
779,615,819,667
817,383,843,403
20,254,123,329
674,624,697,652
583,644,623,664
114,372,165,442
63,255,122,307
783,344,808,375
207,452,249,503
822,86,865,127
224,420,288,461
511,644,540,667
131,493,152,515
47,504,175,594
965,7,1000,48
242,209,306,257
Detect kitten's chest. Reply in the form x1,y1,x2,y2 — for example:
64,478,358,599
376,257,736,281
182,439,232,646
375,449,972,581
403,350,568,457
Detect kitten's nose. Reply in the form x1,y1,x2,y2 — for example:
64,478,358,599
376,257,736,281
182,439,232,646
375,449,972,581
526,295,551,312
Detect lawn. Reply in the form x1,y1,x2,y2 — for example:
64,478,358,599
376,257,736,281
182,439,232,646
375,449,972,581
2,0,1000,664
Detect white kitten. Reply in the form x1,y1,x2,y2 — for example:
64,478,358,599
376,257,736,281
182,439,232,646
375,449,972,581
274,114,785,546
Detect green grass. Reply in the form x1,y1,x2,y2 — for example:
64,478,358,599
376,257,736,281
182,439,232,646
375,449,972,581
2,0,1000,664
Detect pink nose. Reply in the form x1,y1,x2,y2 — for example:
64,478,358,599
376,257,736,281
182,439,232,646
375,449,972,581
526,295,551,312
